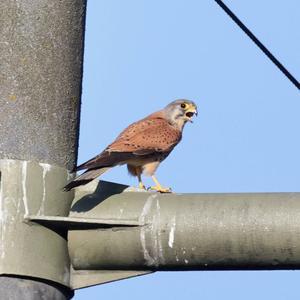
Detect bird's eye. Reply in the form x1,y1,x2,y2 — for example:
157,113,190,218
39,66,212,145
181,103,186,109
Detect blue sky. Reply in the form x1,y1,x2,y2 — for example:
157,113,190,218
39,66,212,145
75,1,300,299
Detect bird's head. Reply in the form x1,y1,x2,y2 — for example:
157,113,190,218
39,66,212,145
163,99,198,130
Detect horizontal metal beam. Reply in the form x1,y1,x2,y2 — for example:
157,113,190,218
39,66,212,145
27,215,141,229
68,181,300,271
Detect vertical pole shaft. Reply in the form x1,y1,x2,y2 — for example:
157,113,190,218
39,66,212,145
0,0,85,169
0,0,86,298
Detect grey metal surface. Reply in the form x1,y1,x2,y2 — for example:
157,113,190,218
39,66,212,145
0,160,73,285
64,181,153,288
27,215,141,228
69,181,300,271
0,276,73,300
0,0,85,297
71,268,152,290
0,0,86,171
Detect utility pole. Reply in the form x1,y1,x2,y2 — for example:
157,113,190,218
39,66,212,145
0,0,86,298
1,1,300,299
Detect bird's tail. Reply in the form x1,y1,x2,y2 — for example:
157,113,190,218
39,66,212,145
63,167,111,191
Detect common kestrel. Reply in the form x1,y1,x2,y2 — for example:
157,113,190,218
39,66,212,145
64,99,197,193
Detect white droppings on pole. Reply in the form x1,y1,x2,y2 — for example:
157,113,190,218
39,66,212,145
22,161,29,216
154,198,165,265
168,216,176,248
139,194,156,266
38,163,52,215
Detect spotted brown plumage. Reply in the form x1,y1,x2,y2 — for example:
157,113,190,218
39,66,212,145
64,99,197,192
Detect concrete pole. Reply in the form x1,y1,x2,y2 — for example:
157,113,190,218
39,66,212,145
69,183,300,271
0,0,86,298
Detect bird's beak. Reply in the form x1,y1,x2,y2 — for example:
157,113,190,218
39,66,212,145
185,106,198,123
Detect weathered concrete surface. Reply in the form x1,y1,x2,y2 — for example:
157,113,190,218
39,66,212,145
0,1,86,298
0,277,73,300
0,0,86,171
0,160,74,286
69,181,300,271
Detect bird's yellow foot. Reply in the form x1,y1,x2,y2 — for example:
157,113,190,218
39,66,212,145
148,186,172,193
149,175,172,193
138,182,146,190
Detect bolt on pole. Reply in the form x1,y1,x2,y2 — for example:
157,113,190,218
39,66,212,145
0,0,86,299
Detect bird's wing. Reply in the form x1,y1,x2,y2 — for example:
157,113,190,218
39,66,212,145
76,151,133,171
107,117,182,154
76,116,181,171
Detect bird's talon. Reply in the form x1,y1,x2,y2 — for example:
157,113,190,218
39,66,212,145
148,186,172,193
138,183,146,190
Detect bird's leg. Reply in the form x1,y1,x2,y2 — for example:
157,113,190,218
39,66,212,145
137,173,146,190
149,175,172,193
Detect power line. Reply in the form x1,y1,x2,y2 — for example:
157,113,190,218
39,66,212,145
215,0,300,90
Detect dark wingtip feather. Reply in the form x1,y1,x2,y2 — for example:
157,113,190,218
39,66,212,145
63,179,93,191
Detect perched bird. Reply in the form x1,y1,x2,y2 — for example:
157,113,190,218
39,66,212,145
64,99,197,193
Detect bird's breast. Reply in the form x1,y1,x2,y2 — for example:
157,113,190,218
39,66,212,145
142,161,161,177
